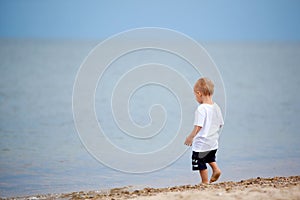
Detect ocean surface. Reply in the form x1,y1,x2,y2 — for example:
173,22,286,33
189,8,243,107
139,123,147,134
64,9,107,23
0,39,300,197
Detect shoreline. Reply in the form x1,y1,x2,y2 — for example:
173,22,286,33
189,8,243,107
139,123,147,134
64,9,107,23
3,175,300,200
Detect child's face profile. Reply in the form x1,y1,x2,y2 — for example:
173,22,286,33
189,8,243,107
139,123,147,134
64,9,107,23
194,90,203,104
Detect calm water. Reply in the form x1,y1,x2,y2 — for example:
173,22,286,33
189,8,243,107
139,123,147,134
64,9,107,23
0,40,300,197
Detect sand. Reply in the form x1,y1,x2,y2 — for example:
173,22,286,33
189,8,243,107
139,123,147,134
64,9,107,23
5,176,300,200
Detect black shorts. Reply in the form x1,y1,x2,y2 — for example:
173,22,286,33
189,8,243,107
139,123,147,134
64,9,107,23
192,149,217,171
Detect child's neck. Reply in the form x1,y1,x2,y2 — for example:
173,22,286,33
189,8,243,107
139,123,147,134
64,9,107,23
201,95,214,105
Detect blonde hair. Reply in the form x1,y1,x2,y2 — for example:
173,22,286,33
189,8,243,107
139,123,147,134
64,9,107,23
194,77,214,96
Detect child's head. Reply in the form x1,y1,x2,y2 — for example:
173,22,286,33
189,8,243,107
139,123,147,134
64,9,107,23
194,77,214,103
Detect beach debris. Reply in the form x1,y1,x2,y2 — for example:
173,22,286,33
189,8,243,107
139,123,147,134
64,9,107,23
216,192,223,196
3,176,300,200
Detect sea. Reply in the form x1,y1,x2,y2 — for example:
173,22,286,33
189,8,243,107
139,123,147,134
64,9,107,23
0,39,300,197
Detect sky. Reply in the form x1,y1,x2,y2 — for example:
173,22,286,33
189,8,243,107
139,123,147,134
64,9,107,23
0,0,300,41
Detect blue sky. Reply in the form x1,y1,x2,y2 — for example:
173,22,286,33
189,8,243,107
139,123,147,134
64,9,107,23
0,0,300,41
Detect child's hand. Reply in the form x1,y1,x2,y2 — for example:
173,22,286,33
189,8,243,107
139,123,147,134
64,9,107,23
184,126,200,146
184,136,193,146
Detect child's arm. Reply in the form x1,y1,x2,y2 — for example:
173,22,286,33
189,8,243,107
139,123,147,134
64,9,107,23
184,126,201,146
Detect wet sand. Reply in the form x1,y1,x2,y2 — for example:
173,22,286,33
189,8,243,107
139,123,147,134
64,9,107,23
5,176,300,200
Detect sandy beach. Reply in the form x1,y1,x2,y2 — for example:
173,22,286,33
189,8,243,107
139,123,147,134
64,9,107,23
6,176,300,200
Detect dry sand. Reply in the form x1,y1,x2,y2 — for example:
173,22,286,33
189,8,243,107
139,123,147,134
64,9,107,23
5,176,300,200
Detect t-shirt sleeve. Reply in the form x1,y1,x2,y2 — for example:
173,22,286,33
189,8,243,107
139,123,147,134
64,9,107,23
221,114,224,126
217,106,224,126
194,106,205,127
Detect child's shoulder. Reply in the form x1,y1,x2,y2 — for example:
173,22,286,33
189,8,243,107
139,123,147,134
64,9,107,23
196,104,205,110
197,103,215,108
197,103,221,111
196,103,211,113
213,102,221,109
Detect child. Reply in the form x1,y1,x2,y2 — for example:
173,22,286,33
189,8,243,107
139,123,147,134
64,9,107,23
184,77,224,184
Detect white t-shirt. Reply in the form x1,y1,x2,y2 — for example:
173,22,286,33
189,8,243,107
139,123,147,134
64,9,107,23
192,103,224,152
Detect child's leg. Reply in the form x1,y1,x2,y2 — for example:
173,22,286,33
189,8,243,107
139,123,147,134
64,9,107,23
208,162,221,183
199,169,209,184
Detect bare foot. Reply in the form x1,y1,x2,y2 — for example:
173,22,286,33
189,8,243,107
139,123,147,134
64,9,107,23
210,170,221,183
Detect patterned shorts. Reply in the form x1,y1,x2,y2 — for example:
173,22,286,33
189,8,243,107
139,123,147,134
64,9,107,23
192,149,217,171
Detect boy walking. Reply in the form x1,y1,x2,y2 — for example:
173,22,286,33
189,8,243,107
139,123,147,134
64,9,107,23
184,77,224,184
